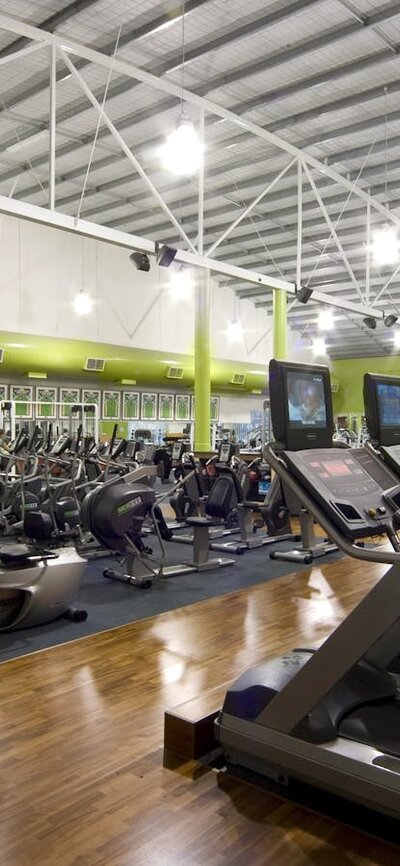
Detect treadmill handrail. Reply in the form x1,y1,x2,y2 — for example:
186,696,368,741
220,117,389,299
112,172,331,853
263,443,400,566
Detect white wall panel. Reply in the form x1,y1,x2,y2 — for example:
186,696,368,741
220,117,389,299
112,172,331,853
0,213,299,366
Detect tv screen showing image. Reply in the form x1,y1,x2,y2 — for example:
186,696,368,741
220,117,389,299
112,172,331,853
287,371,327,429
377,382,400,428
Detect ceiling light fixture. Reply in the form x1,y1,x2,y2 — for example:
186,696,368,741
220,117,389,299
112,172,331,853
227,320,243,343
318,309,334,331
371,226,400,267
168,269,192,300
160,1,203,176
363,316,377,330
311,337,326,355
73,290,93,316
161,119,203,176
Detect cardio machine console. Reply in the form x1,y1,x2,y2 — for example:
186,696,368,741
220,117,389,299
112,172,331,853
283,446,400,539
379,443,400,475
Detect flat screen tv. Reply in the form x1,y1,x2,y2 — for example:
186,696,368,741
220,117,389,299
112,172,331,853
269,359,334,450
364,373,400,447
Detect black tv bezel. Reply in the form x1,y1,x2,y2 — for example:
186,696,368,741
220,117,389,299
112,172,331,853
363,372,400,447
269,358,334,450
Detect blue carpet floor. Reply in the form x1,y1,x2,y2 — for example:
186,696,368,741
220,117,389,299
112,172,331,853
0,536,343,662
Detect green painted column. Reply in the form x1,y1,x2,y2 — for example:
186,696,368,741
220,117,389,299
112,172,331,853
194,268,211,452
273,289,288,360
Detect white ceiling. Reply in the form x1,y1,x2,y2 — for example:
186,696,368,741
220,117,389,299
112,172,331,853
0,0,400,358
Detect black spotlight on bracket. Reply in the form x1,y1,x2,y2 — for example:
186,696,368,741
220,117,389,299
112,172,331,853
130,252,150,272
363,316,377,330
384,314,398,328
156,244,177,268
296,286,313,304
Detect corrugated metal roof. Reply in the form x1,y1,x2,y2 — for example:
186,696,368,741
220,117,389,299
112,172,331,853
0,0,400,357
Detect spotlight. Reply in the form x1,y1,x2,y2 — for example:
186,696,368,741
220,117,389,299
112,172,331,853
363,316,377,330
384,314,398,328
156,244,177,268
130,252,150,272
297,286,313,304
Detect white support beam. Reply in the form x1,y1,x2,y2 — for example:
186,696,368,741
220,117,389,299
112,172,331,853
0,14,398,228
296,159,302,292
365,199,371,303
206,157,296,257
60,50,197,254
49,44,56,211
0,193,385,320
197,107,205,256
374,262,400,306
0,40,46,66
303,162,365,304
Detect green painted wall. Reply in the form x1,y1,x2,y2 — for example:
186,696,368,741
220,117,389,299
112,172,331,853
0,330,267,394
331,356,400,414
100,421,128,439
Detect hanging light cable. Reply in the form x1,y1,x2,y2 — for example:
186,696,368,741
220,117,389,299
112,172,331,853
161,0,203,176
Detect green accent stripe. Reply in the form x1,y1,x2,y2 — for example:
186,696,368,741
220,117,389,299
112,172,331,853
0,330,268,393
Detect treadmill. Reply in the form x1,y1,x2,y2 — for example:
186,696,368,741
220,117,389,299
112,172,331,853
216,359,400,820
364,372,400,476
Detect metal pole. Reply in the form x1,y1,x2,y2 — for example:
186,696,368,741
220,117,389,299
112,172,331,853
49,43,56,210
197,107,205,256
366,199,371,303
273,289,287,360
296,159,302,291
194,268,211,452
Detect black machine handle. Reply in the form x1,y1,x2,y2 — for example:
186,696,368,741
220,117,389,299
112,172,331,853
46,423,53,453
75,424,83,453
108,423,118,457
26,425,41,452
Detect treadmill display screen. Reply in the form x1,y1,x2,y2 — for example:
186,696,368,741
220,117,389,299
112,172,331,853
377,382,400,427
322,461,352,476
287,371,327,428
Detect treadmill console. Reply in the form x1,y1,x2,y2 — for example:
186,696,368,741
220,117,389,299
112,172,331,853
283,447,400,539
379,444,400,475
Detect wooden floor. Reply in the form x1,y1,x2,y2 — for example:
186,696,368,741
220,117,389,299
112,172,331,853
0,555,399,866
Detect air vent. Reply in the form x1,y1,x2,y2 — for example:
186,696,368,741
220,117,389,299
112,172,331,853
0,349,4,363
167,366,184,379
84,357,106,372
331,382,340,394
231,373,246,385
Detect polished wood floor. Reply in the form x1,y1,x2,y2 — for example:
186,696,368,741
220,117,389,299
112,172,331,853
0,555,399,865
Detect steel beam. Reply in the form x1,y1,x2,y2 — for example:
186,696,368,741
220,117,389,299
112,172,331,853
60,50,197,254
0,14,398,230
206,157,296,258
49,44,56,210
0,193,385,321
